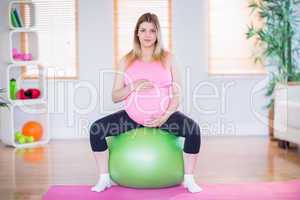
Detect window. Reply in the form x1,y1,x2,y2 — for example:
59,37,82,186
114,0,172,66
22,0,78,79
209,0,266,75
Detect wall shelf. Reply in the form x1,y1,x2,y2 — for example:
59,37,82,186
0,1,49,148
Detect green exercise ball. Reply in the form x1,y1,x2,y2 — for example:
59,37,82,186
107,127,184,188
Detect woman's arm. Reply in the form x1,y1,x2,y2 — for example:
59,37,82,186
164,54,182,117
111,58,134,103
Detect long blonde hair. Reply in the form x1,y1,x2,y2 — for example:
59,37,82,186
123,12,168,68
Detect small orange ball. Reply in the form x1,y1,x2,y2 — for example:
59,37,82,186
22,121,43,141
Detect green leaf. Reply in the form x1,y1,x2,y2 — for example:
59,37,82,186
249,1,259,14
289,72,300,82
248,1,258,8
266,80,276,96
246,26,257,39
0,102,9,108
259,10,269,18
254,56,263,64
0,88,9,107
266,98,274,109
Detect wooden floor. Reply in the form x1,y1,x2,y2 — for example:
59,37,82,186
1,136,300,200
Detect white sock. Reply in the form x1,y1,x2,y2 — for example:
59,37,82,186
182,174,203,193
91,173,117,192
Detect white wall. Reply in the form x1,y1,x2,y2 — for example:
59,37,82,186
0,0,269,139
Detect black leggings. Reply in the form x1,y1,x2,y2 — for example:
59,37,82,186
90,110,201,154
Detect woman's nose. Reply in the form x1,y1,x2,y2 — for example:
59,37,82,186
145,31,152,37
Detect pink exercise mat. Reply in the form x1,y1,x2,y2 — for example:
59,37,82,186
43,179,300,200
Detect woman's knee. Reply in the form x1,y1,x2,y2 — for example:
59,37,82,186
89,119,110,152
182,117,201,136
191,120,201,143
90,119,106,140
184,132,201,154
183,119,201,154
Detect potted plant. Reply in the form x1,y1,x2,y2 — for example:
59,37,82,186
246,0,300,139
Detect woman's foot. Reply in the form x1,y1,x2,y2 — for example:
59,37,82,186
182,174,203,193
91,173,117,192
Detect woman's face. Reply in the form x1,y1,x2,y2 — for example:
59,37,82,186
137,22,157,48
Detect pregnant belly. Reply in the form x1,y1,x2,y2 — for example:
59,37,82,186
125,87,171,125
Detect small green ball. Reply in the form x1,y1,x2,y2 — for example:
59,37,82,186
15,132,22,140
18,136,26,144
25,136,34,143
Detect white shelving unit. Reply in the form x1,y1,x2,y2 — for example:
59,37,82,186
0,1,50,148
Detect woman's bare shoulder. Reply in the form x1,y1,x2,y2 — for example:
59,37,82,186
164,51,173,61
163,51,172,69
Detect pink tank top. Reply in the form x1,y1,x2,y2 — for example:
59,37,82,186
124,59,173,125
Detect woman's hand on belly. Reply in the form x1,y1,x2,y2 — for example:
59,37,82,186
125,81,172,125
143,113,169,127
133,79,154,92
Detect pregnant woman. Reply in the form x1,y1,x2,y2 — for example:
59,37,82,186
90,12,202,193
